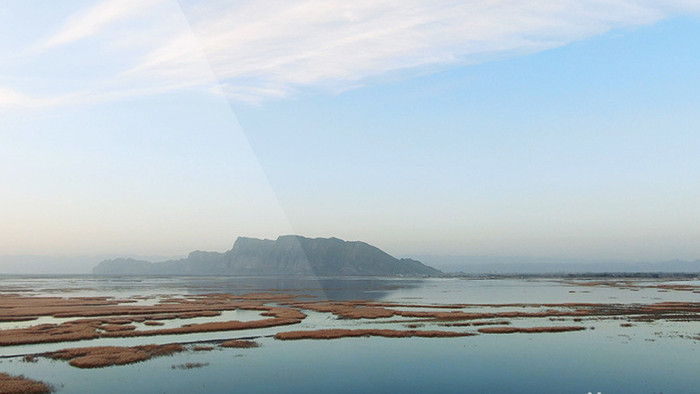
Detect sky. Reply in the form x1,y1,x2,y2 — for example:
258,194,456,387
1,1,700,266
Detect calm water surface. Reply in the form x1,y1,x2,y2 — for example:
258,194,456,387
0,276,698,393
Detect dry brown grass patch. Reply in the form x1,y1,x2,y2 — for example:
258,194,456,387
0,372,51,394
220,339,260,348
0,294,306,345
99,324,136,332
48,343,183,368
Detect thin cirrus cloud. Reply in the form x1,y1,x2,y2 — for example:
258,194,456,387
35,0,167,51
4,0,700,107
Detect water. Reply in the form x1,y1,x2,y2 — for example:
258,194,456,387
0,276,698,393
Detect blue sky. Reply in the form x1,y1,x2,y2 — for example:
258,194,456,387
1,1,699,262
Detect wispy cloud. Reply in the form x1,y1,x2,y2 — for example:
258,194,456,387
5,0,700,107
0,84,85,110
37,0,167,52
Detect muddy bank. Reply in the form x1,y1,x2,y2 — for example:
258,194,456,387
478,326,587,334
442,320,512,327
275,329,476,340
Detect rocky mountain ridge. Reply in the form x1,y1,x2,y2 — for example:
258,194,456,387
93,235,442,277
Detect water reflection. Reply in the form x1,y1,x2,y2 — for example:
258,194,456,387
0,275,426,301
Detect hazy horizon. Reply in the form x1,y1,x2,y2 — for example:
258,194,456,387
2,2,700,266
2,244,699,275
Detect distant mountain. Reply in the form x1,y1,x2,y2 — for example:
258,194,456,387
410,255,700,274
0,254,180,275
93,235,442,277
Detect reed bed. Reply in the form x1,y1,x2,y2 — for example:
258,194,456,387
49,344,183,368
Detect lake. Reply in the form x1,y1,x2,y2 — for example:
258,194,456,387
0,276,698,393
